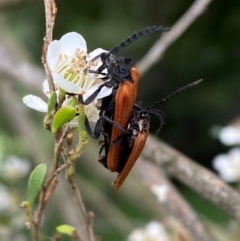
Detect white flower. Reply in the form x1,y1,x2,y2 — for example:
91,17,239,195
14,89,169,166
47,32,111,100
128,221,170,241
219,126,240,146
23,32,112,123
213,147,240,182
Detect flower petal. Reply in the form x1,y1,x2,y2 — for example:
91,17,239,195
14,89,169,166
88,48,108,61
47,40,61,72
68,116,79,128
60,32,87,56
23,95,47,112
42,79,50,96
84,104,100,123
53,73,82,94
97,86,113,99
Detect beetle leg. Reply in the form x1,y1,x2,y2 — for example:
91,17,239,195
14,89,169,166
87,69,106,75
98,155,108,169
98,127,113,169
79,81,113,105
103,116,128,134
99,142,105,156
96,62,108,73
85,116,103,138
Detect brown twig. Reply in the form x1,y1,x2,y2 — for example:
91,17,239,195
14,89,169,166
136,0,214,75
136,157,216,241
73,230,84,241
45,125,72,187
33,161,67,239
44,177,59,202
51,233,61,241
74,173,136,234
33,177,58,241
142,135,240,225
67,175,95,241
42,0,57,92
33,125,71,241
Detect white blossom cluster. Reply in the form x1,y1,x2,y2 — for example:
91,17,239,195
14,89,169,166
212,124,240,182
127,221,170,241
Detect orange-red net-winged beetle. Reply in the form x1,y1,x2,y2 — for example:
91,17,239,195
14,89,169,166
104,68,140,171
110,79,203,189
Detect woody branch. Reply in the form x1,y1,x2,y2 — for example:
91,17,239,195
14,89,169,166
142,135,240,225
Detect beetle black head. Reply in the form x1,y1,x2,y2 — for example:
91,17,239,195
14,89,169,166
139,108,165,133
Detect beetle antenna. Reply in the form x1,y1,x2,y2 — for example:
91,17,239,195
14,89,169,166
147,109,166,133
148,79,203,109
88,26,170,64
110,26,170,54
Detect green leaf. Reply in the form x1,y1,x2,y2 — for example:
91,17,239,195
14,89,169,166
56,224,76,236
78,104,86,135
27,164,47,206
52,106,76,134
47,92,57,114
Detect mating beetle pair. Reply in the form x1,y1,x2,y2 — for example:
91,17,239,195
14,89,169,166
82,26,169,173
79,26,202,189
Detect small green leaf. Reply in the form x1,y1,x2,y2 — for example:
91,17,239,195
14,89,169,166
20,201,33,221
52,106,76,134
20,201,31,209
27,164,47,206
78,104,86,135
56,224,76,236
47,92,57,114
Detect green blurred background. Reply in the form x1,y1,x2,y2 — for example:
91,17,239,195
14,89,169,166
0,0,240,240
